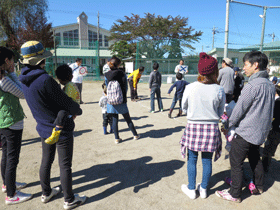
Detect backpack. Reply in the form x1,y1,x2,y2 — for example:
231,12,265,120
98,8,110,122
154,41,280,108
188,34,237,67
107,80,123,105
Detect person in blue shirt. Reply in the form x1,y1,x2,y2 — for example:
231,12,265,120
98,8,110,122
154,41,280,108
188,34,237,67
167,73,189,118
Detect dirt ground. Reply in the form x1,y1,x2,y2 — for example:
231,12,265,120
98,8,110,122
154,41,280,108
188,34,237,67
1,81,280,210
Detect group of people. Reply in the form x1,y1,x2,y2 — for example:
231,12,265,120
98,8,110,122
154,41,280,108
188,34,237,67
0,39,279,210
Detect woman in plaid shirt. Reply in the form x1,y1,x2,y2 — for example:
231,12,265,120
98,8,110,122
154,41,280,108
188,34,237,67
180,53,226,199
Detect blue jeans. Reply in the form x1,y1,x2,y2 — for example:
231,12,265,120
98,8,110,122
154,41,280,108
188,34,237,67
170,94,182,110
150,87,163,111
187,149,213,190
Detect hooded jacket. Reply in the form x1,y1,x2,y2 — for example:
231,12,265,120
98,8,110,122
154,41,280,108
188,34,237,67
19,66,82,139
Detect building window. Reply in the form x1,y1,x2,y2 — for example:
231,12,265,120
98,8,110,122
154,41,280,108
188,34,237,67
104,35,109,47
88,30,103,47
217,57,223,64
63,29,79,46
231,57,238,65
55,33,61,46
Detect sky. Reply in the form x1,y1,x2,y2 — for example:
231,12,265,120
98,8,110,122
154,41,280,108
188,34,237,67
47,0,280,55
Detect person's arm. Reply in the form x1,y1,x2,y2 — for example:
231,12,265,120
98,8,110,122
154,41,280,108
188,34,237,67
159,72,162,88
217,70,223,83
229,84,254,128
181,85,189,114
148,72,153,89
218,87,226,117
99,97,104,107
0,74,25,99
44,77,82,116
133,72,138,89
168,83,176,94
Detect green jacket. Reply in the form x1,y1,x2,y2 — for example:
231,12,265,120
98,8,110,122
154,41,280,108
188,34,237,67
0,89,24,129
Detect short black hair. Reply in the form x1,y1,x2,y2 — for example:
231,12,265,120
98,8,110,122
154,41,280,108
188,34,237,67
176,72,183,80
153,62,159,70
243,51,268,70
275,85,280,96
76,58,82,62
139,66,145,71
180,59,184,63
0,47,14,66
56,64,72,81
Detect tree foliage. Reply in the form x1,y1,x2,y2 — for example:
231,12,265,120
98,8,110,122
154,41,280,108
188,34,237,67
109,40,136,59
8,11,54,51
0,0,48,46
109,13,202,59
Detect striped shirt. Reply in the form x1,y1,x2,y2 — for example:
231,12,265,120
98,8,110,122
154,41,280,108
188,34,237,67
229,70,275,145
0,72,24,130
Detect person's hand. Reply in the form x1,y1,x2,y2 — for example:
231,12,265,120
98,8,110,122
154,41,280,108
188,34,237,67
168,94,170,96
221,127,228,135
149,88,151,92
134,87,136,90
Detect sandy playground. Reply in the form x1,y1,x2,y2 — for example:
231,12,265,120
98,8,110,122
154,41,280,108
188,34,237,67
0,81,280,210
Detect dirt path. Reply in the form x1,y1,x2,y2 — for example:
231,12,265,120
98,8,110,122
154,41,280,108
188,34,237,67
1,81,280,210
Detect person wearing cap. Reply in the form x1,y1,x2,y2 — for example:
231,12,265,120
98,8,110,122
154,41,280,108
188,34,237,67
216,51,275,203
180,52,226,200
69,58,84,104
232,67,245,102
19,41,86,209
270,76,278,85
0,47,32,205
217,58,235,103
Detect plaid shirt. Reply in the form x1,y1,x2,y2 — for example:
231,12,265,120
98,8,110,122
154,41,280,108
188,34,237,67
180,123,222,161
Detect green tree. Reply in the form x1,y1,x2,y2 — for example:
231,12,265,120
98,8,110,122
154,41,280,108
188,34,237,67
109,40,136,59
0,0,48,46
109,13,202,59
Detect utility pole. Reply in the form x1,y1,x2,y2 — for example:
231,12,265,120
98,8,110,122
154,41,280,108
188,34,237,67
224,0,230,58
53,30,57,73
260,6,267,52
212,26,216,50
97,11,100,74
269,32,275,42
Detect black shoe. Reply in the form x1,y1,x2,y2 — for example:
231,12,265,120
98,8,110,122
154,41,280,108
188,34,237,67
168,113,171,118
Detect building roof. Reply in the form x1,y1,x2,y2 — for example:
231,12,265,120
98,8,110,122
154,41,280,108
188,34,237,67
207,47,240,55
239,41,280,52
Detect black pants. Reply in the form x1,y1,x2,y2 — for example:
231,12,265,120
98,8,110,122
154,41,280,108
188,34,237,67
225,93,233,104
54,110,70,127
40,135,74,202
103,113,112,127
111,113,137,139
0,128,23,197
229,134,264,198
129,79,138,100
74,82,82,103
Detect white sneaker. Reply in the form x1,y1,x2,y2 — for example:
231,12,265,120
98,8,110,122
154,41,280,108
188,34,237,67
197,183,207,199
5,190,33,205
115,139,122,144
133,135,140,140
2,182,27,193
181,184,196,199
63,194,87,210
41,187,61,203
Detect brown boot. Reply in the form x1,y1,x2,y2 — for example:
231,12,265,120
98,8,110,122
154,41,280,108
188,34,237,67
176,109,183,117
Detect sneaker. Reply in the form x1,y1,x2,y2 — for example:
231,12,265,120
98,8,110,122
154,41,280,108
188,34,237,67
215,189,241,203
168,113,171,118
41,187,61,203
181,184,196,199
133,135,140,140
160,109,163,112
2,182,28,193
150,111,154,113
5,190,33,205
197,183,207,199
63,194,87,210
115,139,122,144
225,177,232,186
248,181,258,195
45,128,61,145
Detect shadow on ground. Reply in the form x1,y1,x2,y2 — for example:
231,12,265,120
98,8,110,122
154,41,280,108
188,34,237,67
140,126,185,139
74,129,92,137
27,156,185,205
21,137,41,146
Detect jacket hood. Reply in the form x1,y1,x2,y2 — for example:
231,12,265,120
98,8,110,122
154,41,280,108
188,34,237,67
248,70,269,82
19,66,48,87
105,68,124,81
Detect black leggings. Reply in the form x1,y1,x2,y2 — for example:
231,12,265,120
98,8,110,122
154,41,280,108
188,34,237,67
1,128,23,197
111,113,137,139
